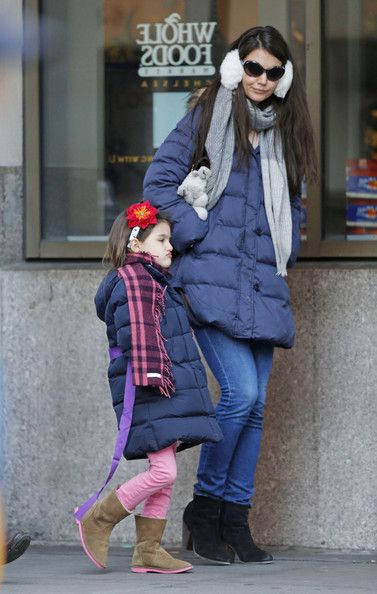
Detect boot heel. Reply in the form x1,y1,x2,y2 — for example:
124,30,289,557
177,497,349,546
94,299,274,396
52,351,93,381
182,521,193,550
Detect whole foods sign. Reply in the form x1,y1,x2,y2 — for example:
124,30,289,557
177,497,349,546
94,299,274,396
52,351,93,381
136,13,216,77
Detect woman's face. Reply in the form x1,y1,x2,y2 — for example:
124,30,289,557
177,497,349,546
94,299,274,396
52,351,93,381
241,48,283,103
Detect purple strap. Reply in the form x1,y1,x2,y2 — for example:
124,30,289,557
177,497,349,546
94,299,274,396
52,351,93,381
74,350,135,521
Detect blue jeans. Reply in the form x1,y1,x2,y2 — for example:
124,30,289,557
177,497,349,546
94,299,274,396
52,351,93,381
193,326,274,506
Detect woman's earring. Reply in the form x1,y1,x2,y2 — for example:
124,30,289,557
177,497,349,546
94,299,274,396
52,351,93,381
274,60,293,98
220,49,244,90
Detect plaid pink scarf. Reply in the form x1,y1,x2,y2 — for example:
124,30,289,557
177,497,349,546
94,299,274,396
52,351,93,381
117,252,175,398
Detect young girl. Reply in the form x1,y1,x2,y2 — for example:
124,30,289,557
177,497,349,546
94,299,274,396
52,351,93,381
74,200,222,574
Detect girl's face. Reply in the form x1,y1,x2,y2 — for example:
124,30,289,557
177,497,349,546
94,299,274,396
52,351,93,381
132,221,173,268
242,48,282,103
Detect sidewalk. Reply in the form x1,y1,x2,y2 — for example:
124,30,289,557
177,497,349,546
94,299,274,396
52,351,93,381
2,544,376,594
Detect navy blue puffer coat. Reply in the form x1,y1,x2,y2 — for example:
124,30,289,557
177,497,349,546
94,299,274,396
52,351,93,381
143,110,302,348
95,263,223,460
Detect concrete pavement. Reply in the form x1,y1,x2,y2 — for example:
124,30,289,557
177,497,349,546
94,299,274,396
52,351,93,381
2,545,377,594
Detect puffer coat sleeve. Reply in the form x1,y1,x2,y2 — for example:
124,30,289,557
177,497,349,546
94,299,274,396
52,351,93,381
143,109,208,252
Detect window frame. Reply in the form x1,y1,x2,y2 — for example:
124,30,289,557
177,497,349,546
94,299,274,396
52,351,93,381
24,0,377,259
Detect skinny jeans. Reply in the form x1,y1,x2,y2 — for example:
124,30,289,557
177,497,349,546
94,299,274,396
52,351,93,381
193,326,274,506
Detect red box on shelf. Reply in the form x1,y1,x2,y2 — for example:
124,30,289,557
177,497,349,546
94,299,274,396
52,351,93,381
346,159,377,198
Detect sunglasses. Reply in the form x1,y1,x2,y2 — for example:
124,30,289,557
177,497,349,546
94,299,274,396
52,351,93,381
242,60,285,82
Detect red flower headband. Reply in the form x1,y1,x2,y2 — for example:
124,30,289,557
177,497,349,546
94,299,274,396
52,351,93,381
126,201,158,230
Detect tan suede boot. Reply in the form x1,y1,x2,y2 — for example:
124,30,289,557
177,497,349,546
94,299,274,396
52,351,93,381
76,489,130,569
131,515,193,574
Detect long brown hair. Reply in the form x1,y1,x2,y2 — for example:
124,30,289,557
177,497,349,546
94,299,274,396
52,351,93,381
103,212,171,269
191,26,317,196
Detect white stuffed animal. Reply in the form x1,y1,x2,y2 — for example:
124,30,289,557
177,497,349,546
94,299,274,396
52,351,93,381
177,166,211,220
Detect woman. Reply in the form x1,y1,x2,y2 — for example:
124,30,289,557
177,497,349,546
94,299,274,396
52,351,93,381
143,26,317,565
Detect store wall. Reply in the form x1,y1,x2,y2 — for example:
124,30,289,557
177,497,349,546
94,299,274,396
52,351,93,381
1,2,376,550
1,265,377,549
254,267,377,549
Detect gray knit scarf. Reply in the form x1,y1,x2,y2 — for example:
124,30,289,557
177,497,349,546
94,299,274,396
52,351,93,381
205,85,292,277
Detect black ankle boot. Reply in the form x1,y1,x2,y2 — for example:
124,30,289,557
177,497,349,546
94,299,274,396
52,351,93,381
221,502,273,563
182,495,233,565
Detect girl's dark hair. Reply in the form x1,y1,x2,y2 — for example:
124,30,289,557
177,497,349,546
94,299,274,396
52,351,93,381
103,211,171,268
191,25,317,196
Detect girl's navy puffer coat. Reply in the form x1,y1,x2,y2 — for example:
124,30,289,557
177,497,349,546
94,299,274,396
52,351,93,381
143,109,302,348
95,263,223,460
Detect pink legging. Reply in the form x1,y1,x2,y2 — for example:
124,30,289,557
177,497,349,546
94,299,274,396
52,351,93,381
116,444,177,519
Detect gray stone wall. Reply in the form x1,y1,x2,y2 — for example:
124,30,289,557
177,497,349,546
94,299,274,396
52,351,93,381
1,265,377,549
253,268,377,550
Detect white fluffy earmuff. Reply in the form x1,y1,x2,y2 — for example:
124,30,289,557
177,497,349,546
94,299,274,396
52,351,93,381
220,49,244,90
274,60,293,98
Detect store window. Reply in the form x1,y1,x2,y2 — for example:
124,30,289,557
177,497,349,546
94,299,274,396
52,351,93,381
25,0,318,258
323,0,377,244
